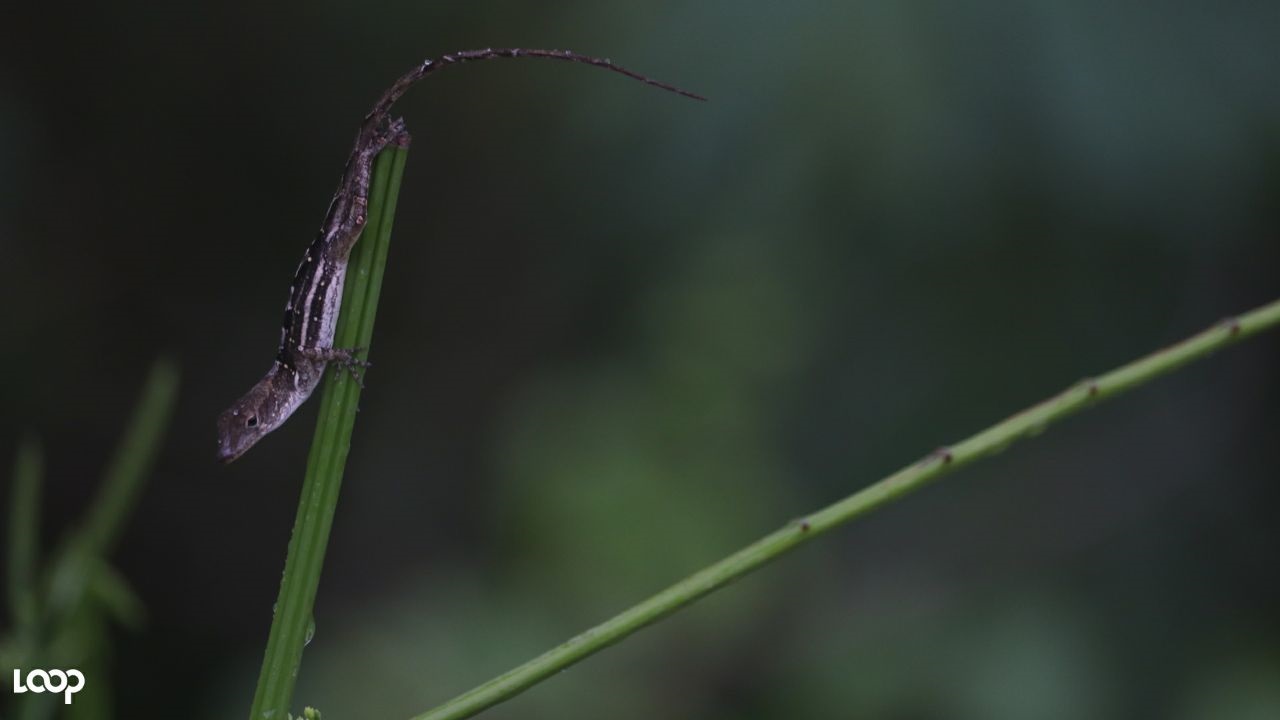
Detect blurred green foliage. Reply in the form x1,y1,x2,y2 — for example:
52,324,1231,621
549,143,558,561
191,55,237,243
2,360,178,719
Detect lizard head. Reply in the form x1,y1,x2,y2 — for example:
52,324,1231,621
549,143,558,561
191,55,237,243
217,374,292,463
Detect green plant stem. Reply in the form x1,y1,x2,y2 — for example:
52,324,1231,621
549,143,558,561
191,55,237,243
249,142,409,720
412,298,1280,720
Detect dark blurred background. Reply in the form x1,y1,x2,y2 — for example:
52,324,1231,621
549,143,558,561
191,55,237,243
3,1,1279,718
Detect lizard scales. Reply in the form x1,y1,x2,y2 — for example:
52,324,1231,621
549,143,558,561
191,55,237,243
216,48,701,463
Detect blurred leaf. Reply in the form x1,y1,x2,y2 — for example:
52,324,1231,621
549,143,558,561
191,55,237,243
79,357,180,554
88,560,146,631
1177,651,1280,720
7,436,42,638
2,358,178,720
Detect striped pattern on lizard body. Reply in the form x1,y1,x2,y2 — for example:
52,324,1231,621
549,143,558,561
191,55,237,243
216,47,702,463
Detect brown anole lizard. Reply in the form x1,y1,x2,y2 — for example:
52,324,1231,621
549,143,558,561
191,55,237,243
216,48,702,462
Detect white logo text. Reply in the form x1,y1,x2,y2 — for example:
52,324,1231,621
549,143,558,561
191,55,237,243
13,668,85,704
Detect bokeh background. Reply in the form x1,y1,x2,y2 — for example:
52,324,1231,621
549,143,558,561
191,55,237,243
3,1,1279,718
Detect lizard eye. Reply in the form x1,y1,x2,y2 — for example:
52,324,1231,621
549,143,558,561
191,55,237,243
246,415,259,428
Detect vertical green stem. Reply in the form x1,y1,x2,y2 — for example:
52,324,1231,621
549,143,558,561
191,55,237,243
249,143,410,720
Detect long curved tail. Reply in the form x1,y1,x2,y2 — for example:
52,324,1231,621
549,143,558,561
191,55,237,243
362,47,704,131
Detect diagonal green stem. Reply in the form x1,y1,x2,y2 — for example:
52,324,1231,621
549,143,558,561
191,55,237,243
411,299,1280,720
249,142,410,720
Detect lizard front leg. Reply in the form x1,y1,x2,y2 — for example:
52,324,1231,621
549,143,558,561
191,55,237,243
296,346,372,386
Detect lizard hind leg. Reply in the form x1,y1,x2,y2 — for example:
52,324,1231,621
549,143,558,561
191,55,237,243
325,115,411,262
369,115,409,155
390,122,412,148
387,116,412,148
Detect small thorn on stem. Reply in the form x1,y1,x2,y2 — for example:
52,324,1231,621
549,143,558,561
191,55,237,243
1220,317,1241,337
929,446,954,465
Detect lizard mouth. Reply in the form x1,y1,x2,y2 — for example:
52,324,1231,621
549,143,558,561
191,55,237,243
216,441,247,464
